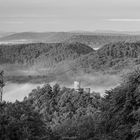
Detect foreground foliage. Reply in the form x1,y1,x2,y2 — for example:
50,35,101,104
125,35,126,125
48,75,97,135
1,68,140,139
0,101,54,140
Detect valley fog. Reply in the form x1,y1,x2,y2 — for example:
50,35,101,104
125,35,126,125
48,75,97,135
3,74,120,102
3,83,43,102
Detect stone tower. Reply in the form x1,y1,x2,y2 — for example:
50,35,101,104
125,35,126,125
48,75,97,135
74,81,81,91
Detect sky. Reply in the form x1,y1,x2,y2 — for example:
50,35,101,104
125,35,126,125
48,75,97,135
0,0,140,32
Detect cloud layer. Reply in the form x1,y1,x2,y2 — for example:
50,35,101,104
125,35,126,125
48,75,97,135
0,0,140,31
109,19,140,22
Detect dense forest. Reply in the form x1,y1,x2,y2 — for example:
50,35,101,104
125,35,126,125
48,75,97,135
74,42,140,73
67,34,140,48
0,42,93,66
1,41,140,83
1,41,140,74
1,68,140,140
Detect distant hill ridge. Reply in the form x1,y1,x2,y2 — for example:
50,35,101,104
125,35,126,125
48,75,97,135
1,32,140,49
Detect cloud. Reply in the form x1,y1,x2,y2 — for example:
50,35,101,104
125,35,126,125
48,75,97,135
0,21,24,24
108,19,140,22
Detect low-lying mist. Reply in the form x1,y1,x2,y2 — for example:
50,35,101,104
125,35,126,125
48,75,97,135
3,83,43,102
55,72,121,95
3,69,121,102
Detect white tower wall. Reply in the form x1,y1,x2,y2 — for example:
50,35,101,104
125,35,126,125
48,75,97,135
74,81,81,91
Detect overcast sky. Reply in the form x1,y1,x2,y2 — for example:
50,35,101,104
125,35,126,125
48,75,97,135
0,0,140,32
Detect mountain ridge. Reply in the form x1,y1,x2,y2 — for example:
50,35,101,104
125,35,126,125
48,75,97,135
1,32,140,49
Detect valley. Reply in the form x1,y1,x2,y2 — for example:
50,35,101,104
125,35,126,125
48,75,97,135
0,33,140,102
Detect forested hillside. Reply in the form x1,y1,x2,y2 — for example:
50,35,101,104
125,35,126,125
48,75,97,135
67,34,140,48
0,42,94,83
74,42,140,73
0,42,93,66
2,41,140,74
1,41,140,85
1,69,140,140
2,41,140,83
